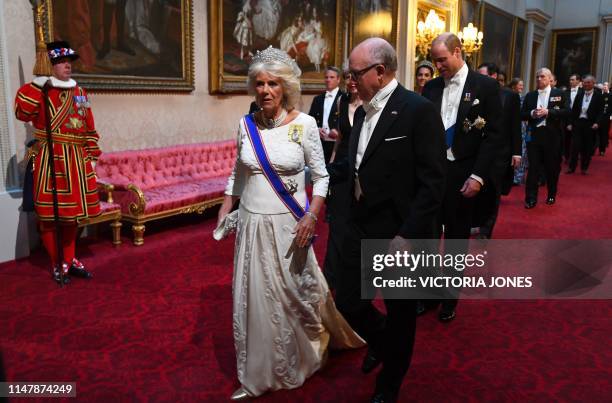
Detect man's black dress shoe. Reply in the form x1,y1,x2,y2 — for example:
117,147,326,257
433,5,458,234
68,258,93,279
362,348,382,374
546,196,555,205
371,391,398,403
524,200,537,209
438,309,456,322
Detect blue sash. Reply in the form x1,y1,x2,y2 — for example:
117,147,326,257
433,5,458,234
445,124,456,148
243,114,308,222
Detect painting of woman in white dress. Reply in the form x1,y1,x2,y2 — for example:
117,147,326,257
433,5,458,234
233,2,254,59
215,0,341,91
304,8,328,72
251,0,281,40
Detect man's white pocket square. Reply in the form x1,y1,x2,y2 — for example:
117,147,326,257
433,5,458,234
385,136,407,141
472,98,480,106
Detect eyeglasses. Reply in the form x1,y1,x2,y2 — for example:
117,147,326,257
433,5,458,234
347,63,382,81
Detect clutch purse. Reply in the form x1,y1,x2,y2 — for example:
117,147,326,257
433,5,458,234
213,209,239,240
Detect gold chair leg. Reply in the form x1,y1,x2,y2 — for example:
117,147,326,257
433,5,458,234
110,219,122,246
132,224,145,246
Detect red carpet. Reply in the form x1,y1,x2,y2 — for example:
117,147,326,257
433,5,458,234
1,155,611,402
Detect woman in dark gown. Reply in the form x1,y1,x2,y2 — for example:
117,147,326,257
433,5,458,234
322,69,362,289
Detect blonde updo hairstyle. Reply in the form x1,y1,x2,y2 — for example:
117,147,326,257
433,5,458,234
247,59,302,111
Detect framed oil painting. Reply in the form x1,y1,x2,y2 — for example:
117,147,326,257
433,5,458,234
478,3,514,78
209,0,345,94
349,0,398,50
41,0,194,92
551,28,599,88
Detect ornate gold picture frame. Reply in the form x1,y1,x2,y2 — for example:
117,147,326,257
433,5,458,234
208,1,345,94
41,0,194,92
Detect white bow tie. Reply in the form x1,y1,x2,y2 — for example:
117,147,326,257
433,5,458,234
363,100,381,114
445,75,461,87
326,92,334,98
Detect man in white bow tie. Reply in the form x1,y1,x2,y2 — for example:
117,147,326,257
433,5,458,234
422,33,503,322
521,68,570,206
567,74,605,174
308,66,343,163
335,37,446,403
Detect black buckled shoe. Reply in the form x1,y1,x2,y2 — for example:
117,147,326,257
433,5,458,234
546,196,556,205
53,263,71,285
68,258,93,279
362,348,382,374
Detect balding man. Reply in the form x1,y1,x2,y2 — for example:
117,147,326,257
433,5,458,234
337,37,446,402
422,33,502,321
521,68,570,206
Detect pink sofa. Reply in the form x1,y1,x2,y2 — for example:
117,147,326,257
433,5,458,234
96,140,236,245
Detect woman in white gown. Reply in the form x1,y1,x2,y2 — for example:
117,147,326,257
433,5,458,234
217,47,365,400
305,8,328,72
251,0,281,40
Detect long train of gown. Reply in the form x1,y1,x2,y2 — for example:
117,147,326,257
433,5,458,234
232,206,365,396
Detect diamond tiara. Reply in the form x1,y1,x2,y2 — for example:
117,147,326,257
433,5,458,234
251,46,302,77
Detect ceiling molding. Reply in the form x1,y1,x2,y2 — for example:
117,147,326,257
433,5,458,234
525,8,552,26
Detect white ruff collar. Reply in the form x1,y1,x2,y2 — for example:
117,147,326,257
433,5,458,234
33,76,77,89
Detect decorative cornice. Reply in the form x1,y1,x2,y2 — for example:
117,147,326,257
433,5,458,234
526,8,552,25
602,14,612,24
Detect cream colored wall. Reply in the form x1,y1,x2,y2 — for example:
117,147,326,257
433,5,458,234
5,0,314,158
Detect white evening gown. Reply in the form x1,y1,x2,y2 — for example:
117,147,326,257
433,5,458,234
224,113,365,397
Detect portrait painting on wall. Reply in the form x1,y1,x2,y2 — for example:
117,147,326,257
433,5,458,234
459,0,481,32
479,4,514,78
349,0,398,49
551,28,598,88
43,0,194,91
511,18,527,80
209,0,344,93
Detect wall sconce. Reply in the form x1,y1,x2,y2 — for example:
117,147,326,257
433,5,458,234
458,22,484,58
416,9,446,58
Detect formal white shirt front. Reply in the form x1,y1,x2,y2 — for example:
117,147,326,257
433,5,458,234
354,78,398,170
441,63,469,132
439,63,483,184
322,86,339,134
570,87,579,108
579,90,593,119
533,85,551,127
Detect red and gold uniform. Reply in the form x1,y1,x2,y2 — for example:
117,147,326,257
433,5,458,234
15,76,101,223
